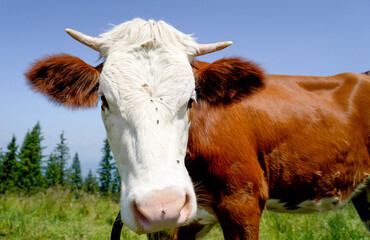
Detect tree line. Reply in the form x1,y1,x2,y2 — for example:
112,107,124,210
0,122,120,196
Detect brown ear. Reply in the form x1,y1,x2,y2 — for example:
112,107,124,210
195,57,265,104
25,54,102,108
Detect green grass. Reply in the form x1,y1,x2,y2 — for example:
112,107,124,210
259,205,369,240
0,188,144,240
0,189,369,239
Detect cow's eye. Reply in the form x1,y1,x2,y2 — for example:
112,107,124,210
100,95,110,111
187,98,194,110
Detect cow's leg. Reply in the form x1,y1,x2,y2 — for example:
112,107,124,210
352,183,370,231
215,194,264,239
177,222,216,240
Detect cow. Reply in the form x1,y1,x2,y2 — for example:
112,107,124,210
111,58,370,240
25,18,232,234
177,58,370,239
25,19,370,239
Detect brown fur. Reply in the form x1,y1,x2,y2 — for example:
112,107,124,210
25,54,101,108
180,59,370,239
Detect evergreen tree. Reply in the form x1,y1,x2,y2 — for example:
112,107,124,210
111,161,121,197
0,135,19,192
0,149,2,189
84,169,99,193
98,138,113,195
45,153,59,187
17,122,45,191
47,132,70,186
68,153,82,190
55,132,70,185
0,148,3,168
65,167,72,187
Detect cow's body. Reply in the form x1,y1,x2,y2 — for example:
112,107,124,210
172,59,370,239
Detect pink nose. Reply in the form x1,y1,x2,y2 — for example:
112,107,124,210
133,189,192,232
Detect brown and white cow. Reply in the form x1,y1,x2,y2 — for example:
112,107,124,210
25,18,232,234
113,58,370,239
26,19,370,239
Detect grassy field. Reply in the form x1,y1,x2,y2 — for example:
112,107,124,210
0,188,369,239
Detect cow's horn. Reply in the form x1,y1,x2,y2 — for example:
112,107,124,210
65,29,102,52
196,41,233,56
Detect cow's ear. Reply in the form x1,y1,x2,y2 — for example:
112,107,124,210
25,54,102,108
195,58,265,104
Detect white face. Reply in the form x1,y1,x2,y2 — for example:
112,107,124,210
64,18,230,233
98,39,197,233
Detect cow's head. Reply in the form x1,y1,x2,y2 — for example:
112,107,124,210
25,18,231,233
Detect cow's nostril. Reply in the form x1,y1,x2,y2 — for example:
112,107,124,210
133,200,151,227
179,193,192,223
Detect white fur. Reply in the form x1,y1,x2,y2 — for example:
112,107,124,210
97,19,198,232
196,208,218,225
266,197,343,213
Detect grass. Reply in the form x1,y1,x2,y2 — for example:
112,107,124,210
259,205,369,240
0,188,369,239
0,188,144,240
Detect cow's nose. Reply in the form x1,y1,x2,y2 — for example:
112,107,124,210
133,188,192,232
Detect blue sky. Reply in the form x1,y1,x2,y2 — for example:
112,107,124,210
1,1,369,176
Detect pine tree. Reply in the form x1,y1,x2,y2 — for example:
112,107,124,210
55,132,70,185
17,122,45,191
47,132,70,186
0,150,2,191
45,153,58,187
65,167,72,187
0,135,19,192
84,169,99,193
68,153,82,190
111,161,121,197
0,148,3,168
98,138,113,195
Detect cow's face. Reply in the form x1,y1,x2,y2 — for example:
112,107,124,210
98,25,197,233
26,18,231,233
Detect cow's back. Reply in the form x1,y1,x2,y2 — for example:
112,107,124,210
269,73,370,146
